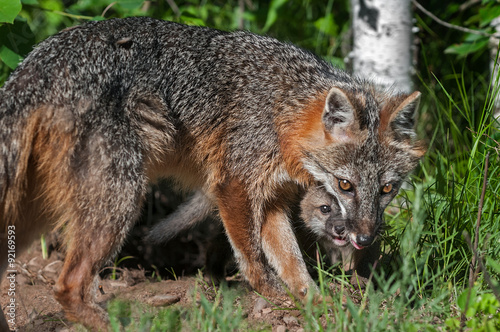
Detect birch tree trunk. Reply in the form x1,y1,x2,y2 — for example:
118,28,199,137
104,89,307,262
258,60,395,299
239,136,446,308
350,0,413,93
490,17,500,122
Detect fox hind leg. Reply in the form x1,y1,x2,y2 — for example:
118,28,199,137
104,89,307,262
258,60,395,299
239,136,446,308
55,173,146,328
47,127,148,329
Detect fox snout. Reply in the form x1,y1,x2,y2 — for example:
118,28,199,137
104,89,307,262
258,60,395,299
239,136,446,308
355,234,375,247
325,217,379,250
324,195,382,250
325,219,351,247
333,224,346,236
345,214,383,249
331,224,377,250
349,233,376,250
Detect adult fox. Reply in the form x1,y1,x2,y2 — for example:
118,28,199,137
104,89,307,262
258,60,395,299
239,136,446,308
0,17,424,330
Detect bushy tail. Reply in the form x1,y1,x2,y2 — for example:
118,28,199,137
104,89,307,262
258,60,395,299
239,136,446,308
0,96,34,231
147,190,214,244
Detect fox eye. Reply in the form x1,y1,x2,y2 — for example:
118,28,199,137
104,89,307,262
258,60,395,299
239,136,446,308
319,205,331,214
382,183,393,194
338,179,353,192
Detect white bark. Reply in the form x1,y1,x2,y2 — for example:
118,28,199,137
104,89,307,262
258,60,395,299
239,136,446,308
350,0,413,93
490,17,500,122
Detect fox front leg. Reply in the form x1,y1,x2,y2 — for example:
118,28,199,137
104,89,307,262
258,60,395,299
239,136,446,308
261,206,318,299
215,178,316,298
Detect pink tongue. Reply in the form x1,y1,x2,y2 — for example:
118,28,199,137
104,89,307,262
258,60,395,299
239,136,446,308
351,241,364,250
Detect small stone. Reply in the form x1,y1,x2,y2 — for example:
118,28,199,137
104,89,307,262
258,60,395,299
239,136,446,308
262,307,272,315
253,297,271,314
27,257,42,270
147,294,181,307
275,325,286,332
108,280,128,288
283,315,298,325
42,260,63,282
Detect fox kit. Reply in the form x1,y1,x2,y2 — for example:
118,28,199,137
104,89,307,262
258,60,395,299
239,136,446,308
0,17,425,330
299,185,381,280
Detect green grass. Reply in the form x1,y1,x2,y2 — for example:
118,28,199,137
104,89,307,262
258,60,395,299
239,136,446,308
108,299,183,332
107,278,248,332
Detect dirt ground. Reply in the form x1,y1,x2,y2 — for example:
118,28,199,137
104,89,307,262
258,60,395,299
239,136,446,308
0,230,328,332
1,186,348,331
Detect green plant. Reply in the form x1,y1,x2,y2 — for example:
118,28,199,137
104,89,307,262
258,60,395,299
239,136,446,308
111,255,134,280
445,286,500,331
40,233,48,260
108,299,183,332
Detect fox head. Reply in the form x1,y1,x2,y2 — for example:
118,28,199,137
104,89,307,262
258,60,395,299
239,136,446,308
300,185,350,248
298,85,425,249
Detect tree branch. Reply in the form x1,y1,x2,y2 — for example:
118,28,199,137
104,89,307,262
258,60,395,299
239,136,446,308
459,0,481,13
463,233,500,311
470,153,489,282
461,153,490,330
412,0,496,38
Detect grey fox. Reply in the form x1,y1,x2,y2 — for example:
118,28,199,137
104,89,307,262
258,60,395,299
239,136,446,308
0,17,425,330
148,185,380,282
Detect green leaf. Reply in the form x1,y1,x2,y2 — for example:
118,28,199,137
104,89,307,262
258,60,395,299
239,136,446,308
179,15,205,27
444,38,489,58
487,257,500,274
314,14,338,36
262,0,288,32
457,287,477,314
445,317,460,330
479,4,500,27
0,0,22,24
0,18,35,57
116,0,144,10
0,45,22,69
21,0,37,5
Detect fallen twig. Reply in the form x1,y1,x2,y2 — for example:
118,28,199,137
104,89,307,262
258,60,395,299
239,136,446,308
461,153,490,330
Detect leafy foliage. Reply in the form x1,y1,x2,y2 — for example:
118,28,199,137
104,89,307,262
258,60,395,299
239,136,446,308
0,0,350,84
0,0,21,24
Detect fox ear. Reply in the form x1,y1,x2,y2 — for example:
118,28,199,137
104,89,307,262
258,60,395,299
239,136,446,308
322,87,356,138
383,91,426,158
387,91,421,139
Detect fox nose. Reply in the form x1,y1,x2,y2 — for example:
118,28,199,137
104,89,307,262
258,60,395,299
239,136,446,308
334,225,345,234
356,234,374,247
